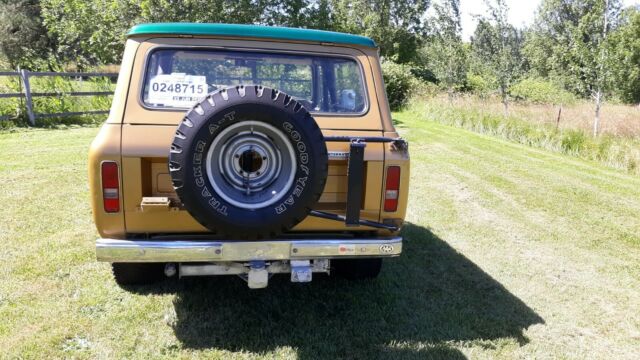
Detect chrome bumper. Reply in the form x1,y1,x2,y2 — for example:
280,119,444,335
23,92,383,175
96,237,402,263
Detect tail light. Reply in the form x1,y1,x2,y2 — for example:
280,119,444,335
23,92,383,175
101,161,120,213
384,166,401,212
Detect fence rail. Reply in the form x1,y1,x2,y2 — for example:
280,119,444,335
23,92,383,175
0,70,117,125
0,71,22,121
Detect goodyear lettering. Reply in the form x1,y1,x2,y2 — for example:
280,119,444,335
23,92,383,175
274,121,312,214
290,130,301,142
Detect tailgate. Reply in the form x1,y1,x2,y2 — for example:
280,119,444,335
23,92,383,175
120,125,385,234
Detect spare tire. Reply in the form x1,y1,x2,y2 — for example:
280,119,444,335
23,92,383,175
169,86,328,239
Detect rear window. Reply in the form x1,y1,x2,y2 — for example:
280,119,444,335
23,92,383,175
142,49,367,114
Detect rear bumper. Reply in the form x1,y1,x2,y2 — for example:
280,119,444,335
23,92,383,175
96,237,402,263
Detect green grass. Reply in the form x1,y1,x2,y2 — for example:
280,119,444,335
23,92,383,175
407,97,640,175
1,118,639,359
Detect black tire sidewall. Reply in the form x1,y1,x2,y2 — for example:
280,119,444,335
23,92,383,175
170,86,327,238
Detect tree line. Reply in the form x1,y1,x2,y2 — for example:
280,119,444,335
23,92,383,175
1,0,639,134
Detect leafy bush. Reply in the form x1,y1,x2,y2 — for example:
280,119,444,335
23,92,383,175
32,76,113,127
381,60,420,111
0,75,27,128
413,80,440,100
465,72,495,98
0,75,114,129
408,64,438,84
510,78,576,105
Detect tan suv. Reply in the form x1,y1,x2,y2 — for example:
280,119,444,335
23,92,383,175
89,23,410,288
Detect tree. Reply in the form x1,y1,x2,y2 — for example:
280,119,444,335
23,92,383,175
471,0,524,115
41,0,277,67
263,0,310,27
41,0,141,67
36,0,431,67
607,8,640,104
524,0,622,135
307,0,333,30
140,0,271,24
0,0,57,70
330,0,431,63
422,0,467,100
591,0,621,136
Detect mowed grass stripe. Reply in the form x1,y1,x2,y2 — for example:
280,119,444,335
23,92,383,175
397,115,640,248
412,116,640,189
404,119,640,296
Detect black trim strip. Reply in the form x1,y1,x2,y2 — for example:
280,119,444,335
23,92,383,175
309,210,398,231
324,136,398,143
345,141,365,225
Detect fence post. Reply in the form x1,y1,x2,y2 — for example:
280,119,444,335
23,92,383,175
16,68,25,120
20,69,35,126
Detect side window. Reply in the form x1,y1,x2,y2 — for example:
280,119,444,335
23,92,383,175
256,63,312,100
333,61,366,113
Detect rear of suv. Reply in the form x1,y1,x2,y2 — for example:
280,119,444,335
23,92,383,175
89,23,410,288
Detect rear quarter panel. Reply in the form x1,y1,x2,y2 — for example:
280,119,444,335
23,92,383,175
88,124,125,238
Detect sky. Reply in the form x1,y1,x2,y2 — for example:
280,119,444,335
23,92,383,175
460,0,640,40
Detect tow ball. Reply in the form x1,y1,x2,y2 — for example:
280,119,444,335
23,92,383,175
247,261,269,289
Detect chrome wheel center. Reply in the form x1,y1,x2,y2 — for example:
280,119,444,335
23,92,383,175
206,121,297,209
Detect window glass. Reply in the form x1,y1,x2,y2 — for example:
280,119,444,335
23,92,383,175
142,49,367,114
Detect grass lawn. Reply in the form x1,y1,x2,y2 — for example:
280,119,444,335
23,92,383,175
1,115,639,359
407,97,640,176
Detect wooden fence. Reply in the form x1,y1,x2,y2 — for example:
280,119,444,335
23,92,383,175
0,70,117,125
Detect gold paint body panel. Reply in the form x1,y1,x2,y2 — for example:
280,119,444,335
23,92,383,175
89,35,409,240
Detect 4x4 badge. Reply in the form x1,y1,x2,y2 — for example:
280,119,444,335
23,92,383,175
379,244,394,253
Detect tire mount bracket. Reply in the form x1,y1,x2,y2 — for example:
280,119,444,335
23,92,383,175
309,136,407,232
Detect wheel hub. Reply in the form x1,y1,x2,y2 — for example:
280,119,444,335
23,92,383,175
238,149,264,174
206,120,297,209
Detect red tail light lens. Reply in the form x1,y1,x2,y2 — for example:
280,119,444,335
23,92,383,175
101,161,120,213
384,166,401,212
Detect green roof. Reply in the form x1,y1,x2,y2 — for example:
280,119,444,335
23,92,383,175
127,23,377,48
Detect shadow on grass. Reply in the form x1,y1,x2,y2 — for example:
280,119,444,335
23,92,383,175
131,223,544,359
392,117,405,127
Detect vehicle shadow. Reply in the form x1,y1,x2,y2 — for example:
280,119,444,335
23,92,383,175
133,223,544,359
